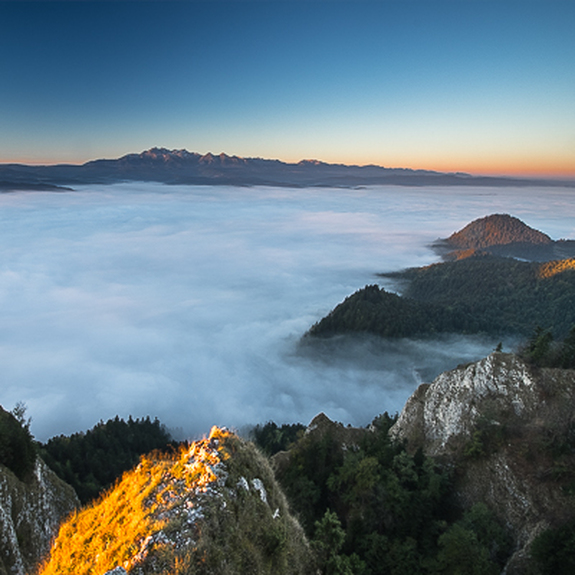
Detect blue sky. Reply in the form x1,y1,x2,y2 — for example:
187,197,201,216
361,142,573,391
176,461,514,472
1,0,574,176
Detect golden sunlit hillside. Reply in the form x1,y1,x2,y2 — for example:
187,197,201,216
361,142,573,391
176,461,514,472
538,258,575,279
39,427,314,575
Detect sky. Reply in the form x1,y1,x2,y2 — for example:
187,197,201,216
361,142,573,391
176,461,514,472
5,182,575,441
0,0,574,177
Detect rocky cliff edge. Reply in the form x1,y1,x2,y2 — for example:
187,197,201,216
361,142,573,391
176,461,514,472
0,457,79,575
390,352,575,573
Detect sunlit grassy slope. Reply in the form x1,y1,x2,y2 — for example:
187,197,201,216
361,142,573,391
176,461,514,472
538,257,575,279
39,427,313,575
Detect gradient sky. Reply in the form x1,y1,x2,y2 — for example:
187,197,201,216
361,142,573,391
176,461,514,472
1,0,574,176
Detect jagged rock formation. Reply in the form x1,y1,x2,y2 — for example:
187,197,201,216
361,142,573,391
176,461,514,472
39,427,314,575
390,352,575,573
433,213,575,261
0,457,79,575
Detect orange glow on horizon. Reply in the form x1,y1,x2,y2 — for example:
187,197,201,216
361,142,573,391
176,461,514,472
2,151,573,180
407,163,575,179
402,158,575,179
339,157,575,180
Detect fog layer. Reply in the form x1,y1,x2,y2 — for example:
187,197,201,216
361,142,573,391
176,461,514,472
1,183,574,441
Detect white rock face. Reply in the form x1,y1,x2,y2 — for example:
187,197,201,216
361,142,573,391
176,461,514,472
391,352,538,456
0,457,79,575
251,478,268,503
390,352,575,574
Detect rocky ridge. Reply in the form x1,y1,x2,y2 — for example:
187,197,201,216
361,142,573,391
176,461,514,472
390,352,575,573
6,355,575,573
39,426,314,575
391,353,540,456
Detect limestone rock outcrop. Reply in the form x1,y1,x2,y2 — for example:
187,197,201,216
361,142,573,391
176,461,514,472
40,427,314,575
0,457,79,575
390,352,575,573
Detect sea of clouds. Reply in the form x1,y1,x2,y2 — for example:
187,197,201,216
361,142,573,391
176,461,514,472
1,183,574,441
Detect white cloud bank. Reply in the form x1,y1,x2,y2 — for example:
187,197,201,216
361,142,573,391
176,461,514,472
0,183,573,441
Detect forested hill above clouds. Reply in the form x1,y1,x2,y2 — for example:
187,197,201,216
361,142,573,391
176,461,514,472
433,213,575,261
1,148,574,190
445,213,552,248
307,214,575,340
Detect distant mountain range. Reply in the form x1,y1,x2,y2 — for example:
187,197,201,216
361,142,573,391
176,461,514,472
1,147,573,191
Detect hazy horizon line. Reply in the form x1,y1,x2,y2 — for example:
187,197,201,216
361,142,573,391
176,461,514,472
3,148,575,181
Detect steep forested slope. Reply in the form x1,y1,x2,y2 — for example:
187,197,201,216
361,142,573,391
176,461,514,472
262,412,512,575
308,256,575,340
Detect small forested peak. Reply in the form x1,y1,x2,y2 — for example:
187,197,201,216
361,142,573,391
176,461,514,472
303,413,366,447
446,214,552,249
306,412,333,433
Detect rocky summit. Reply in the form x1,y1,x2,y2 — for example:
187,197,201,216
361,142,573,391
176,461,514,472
391,352,575,573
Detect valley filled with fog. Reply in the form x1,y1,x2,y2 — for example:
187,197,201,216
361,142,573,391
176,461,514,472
1,183,574,441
